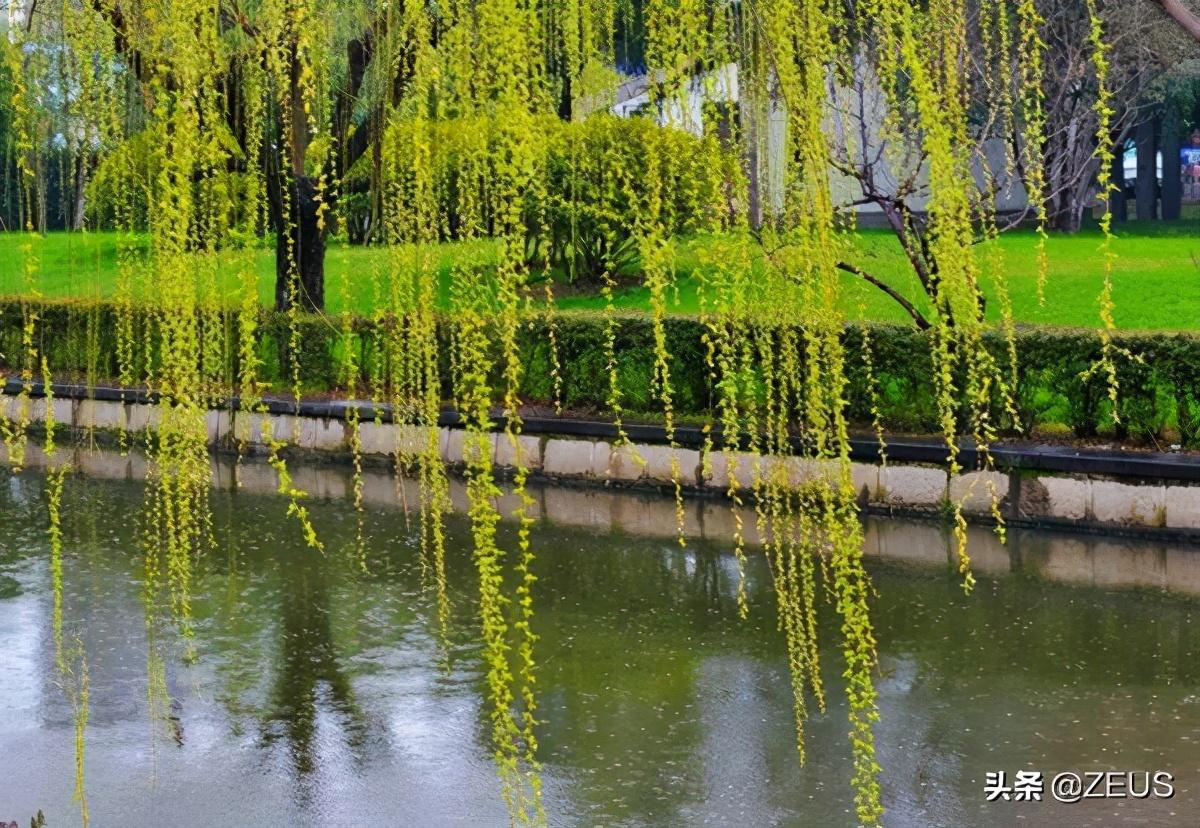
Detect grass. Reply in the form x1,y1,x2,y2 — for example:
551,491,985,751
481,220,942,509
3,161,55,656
0,218,1197,330
561,221,1200,331
0,232,485,313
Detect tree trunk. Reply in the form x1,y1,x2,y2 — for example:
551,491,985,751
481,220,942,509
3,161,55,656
71,152,87,231
1134,118,1158,221
1161,106,1183,221
35,154,47,233
274,175,326,312
1051,189,1084,233
1154,0,1200,43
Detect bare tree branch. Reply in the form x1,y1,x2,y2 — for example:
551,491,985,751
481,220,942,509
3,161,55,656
835,261,932,330
1154,0,1200,42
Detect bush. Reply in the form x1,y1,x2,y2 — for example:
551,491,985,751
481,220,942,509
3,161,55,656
533,115,729,283
5,297,1200,446
378,113,729,285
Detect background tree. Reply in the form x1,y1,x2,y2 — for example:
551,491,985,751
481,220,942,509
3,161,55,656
1155,0,1200,41
1038,0,1197,232
817,0,1200,329
3,0,394,311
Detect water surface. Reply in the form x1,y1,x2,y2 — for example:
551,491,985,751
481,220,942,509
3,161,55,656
1,463,1199,827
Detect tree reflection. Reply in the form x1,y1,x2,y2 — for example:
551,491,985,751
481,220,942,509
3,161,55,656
261,548,368,779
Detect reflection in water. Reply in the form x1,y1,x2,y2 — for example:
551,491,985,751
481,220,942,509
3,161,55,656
0,460,1198,826
263,547,367,780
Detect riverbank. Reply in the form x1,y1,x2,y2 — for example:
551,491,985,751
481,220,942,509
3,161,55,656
7,378,1200,542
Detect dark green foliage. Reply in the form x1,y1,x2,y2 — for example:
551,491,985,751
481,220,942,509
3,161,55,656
5,298,1200,445
1011,328,1106,438
519,313,709,414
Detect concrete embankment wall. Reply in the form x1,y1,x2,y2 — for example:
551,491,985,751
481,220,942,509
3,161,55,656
10,430,1200,599
5,386,1200,540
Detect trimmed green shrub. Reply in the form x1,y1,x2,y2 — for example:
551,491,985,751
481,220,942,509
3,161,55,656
4,297,1200,446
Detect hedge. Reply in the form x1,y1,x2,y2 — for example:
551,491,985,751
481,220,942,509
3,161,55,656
3,297,1199,446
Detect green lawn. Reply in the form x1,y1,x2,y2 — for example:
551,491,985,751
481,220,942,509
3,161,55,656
0,232,486,313
0,221,1197,329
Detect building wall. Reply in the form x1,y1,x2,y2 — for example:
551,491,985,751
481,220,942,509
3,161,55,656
609,62,1033,220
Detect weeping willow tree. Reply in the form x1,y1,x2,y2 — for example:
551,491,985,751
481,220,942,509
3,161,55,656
0,0,1123,825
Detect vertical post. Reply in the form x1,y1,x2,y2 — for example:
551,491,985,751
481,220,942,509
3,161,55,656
1134,117,1158,221
742,97,762,230
1161,107,1183,221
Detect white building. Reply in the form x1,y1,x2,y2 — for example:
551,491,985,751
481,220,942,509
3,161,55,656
605,62,1032,225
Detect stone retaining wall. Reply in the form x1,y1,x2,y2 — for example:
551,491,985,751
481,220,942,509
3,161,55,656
6,393,1200,536
9,435,1200,598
